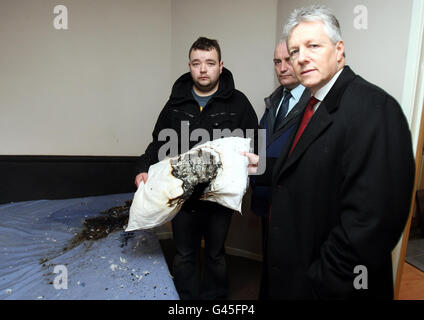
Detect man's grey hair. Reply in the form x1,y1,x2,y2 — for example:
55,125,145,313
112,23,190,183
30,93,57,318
276,37,287,48
283,5,342,44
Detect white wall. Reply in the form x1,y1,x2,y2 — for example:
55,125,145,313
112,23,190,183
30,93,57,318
0,0,279,157
0,0,414,154
276,0,412,108
171,0,278,119
0,0,172,156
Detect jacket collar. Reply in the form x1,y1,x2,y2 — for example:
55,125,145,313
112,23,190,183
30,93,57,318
264,85,285,110
262,85,310,142
317,65,356,114
271,87,310,136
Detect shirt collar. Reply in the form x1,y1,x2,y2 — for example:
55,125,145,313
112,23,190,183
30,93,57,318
288,84,305,102
314,67,344,102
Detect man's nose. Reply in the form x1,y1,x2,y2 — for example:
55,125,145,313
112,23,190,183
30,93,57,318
297,48,308,64
200,63,207,72
280,62,288,74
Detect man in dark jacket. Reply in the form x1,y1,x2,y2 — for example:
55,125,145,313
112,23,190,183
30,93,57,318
250,40,309,298
245,5,415,299
251,40,309,218
134,37,258,300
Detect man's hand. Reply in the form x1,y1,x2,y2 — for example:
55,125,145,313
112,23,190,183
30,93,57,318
135,172,148,188
241,152,259,174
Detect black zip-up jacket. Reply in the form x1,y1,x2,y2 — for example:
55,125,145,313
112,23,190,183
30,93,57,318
135,67,259,174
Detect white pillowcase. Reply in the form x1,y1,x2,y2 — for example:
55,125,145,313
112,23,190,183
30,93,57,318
125,137,250,231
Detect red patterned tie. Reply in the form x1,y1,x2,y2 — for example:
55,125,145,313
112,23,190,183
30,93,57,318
290,96,319,154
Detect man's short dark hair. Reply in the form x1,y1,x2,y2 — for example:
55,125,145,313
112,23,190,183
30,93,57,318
189,37,221,62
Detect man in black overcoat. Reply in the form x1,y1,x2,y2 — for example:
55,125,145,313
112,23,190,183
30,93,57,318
245,5,415,299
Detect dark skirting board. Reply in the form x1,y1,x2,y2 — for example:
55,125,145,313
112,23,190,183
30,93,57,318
0,155,139,204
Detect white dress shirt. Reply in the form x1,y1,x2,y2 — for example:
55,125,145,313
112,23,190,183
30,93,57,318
313,67,344,112
275,84,306,116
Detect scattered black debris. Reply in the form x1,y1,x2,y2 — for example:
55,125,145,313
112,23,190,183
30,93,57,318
38,200,133,265
66,200,132,251
119,231,136,248
39,258,56,270
37,202,134,289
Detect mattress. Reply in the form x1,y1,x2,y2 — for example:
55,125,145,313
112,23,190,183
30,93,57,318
0,193,178,300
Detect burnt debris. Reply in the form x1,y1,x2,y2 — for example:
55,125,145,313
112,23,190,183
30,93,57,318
66,200,132,251
169,149,221,204
38,200,132,265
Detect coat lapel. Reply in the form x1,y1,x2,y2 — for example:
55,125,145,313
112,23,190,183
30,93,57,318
271,88,311,139
279,105,332,173
272,66,357,184
265,86,284,134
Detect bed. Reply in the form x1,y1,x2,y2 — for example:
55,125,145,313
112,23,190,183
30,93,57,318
0,193,179,300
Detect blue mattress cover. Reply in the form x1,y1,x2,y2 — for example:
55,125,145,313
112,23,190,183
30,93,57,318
0,193,178,300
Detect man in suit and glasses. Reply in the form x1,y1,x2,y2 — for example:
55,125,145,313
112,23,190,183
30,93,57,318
245,5,414,299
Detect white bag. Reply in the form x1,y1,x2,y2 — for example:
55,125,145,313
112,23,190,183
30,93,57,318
125,137,250,231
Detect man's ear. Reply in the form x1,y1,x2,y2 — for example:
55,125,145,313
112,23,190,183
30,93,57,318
336,40,345,62
219,61,224,74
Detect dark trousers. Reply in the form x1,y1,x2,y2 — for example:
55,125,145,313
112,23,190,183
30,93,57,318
171,202,233,300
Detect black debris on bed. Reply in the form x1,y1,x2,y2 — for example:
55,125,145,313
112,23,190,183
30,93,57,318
67,200,132,250
39,200,133,265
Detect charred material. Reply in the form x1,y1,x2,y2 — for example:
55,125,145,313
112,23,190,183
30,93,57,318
39,201,132,265
66,200,132,251
170,149,221,203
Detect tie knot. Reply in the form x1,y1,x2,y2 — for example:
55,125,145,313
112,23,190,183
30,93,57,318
283,90,292,101
307,96,319,110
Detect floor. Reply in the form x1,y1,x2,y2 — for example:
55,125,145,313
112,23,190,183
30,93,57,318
399,221,424,300
398,262,424,300
405,222,424,272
